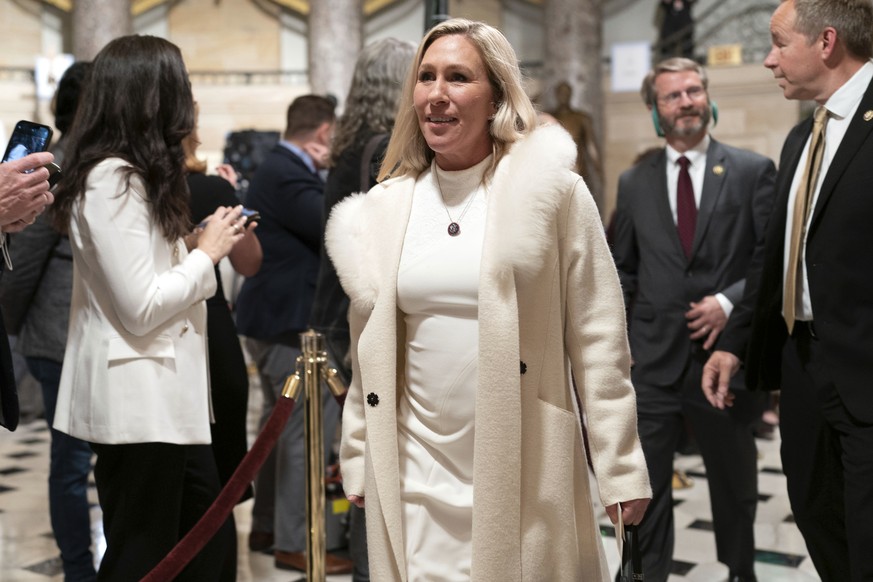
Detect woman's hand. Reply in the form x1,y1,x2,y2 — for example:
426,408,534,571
195,204,245,264
605,497,650,526
348,494,365,509
215,163,238,188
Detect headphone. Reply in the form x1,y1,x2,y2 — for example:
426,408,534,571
651,100,719,137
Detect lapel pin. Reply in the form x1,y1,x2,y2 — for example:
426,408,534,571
864,110,873,121
713,164,725,176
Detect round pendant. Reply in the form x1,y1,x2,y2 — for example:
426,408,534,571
447,222,460,236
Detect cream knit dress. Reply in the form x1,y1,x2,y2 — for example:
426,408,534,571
396,156,490,581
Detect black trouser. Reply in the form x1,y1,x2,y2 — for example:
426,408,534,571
91,442,235,582
634,357,761,581
780,324,873,582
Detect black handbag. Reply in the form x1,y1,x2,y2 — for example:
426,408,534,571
619,524,644,581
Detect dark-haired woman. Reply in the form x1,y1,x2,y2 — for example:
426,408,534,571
51,35,243,581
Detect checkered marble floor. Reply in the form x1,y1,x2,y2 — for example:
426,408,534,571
0,388,819,581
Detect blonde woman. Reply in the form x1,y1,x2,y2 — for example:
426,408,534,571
327,19,650,582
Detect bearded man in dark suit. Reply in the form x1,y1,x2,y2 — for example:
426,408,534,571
612,57,776,582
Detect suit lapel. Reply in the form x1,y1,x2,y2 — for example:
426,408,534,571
771,119,811,246
692,140,728,256
650,151,687,258
782,119,812,195
810,78,873,229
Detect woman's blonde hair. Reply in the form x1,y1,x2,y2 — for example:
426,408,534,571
378,18,538,181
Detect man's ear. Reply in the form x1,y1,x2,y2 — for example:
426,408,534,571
820,26,838,60
315,121,334,146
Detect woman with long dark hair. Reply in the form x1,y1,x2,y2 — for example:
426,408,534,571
51,35,243,581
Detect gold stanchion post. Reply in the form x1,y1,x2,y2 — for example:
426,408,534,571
295,329,347,582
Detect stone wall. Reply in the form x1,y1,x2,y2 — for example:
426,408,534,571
170,0,282,72
0,0,43,68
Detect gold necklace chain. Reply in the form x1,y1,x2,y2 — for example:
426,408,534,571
434,165,478,237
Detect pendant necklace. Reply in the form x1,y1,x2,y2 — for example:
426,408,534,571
434,165,478,237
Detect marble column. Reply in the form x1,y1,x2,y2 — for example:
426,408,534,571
543,0,604,208
308,0,362,111
72,0,132,60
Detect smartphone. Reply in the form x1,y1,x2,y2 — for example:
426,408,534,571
2,120,53,164
240,207,261,225
45,162,62,188
197,207,260,229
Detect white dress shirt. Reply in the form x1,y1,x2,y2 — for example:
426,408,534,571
783,61,873,320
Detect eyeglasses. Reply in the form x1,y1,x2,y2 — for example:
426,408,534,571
657,86,707,106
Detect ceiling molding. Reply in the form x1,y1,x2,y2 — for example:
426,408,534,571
265,0,402,16
38,0,172,15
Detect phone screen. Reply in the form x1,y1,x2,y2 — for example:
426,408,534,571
241,208,261,223
2,120,53,164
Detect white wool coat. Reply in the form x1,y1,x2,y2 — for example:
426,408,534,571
325,124,651,581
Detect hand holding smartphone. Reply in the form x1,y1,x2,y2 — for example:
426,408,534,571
0,150,55,239
197,207,260,230
2,120,61,187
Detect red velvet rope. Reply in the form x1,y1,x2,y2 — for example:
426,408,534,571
140,396,295,582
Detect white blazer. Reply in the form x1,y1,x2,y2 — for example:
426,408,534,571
54,158,217,444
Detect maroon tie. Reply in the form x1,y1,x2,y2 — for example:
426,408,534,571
676,155,697,258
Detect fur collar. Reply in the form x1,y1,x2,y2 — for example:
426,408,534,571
325,123,579,309
488,122,577,283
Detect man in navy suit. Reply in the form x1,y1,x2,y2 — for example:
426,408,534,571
236,95,351,574
1,151,56,431
612,58,776,582
704,1,873,580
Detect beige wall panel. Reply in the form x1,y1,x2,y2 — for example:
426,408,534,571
189,83,310,162
0,0,43,68
169,0,281,71
0,82,46,135
452,0,502,27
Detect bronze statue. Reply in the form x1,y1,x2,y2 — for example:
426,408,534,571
549,81,601,184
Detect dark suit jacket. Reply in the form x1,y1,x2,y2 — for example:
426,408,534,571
309,130,388,384
721,78,873,423
235,144,324,344
0,266,18,431
612,139,776,388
